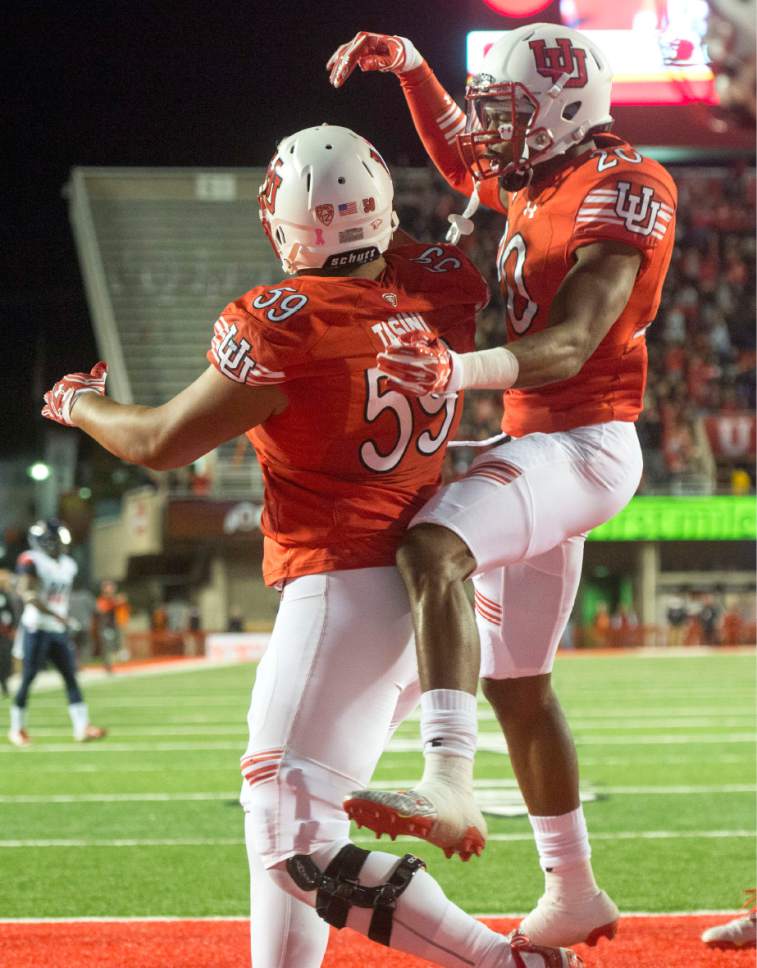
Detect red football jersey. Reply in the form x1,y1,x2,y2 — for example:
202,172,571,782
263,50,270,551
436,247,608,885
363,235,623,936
208,243,486,586
479,133,677,436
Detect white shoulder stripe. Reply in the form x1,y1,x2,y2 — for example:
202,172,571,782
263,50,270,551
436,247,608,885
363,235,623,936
575,216,625,225
445,118,467,143
436,103,460,126
440,110,465,132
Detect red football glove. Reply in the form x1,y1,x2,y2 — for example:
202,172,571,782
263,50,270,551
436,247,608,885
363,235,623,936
327,32,422,88
376,332,460,396
42,362,108,426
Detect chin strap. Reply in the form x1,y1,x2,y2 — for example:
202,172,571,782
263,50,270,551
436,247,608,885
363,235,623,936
446,184,481,244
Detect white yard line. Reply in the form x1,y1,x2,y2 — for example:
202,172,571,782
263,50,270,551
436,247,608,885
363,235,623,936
0,733,754,756
21,726,246,736
2,753,750,773
0,742,246,753
33,695,752,719
1,830,753,848
18,716,755,732
0,783,753,804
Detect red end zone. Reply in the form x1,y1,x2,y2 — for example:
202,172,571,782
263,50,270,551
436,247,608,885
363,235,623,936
1,916,754,968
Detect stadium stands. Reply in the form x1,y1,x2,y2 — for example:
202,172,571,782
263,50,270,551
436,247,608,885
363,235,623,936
68,162,756,498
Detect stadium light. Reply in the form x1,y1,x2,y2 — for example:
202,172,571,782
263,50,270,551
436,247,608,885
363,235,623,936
28,462,51,482
481,0,553,14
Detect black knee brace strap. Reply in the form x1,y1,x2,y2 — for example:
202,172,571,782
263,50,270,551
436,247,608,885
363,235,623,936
286,844,426,945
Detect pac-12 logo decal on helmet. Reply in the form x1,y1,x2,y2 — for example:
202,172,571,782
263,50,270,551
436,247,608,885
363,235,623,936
528,38,588,88
316,204,334,226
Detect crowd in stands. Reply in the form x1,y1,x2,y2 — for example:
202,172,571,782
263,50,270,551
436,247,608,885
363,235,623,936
394,164,756,493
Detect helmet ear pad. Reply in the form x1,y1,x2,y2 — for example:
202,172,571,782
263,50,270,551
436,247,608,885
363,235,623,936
258,125,397,275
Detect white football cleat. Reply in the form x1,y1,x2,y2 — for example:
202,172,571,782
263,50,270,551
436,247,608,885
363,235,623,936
344,785,487,860
518,888,619,948
701,913,757,949
509,931,584,967
75,724,107,742
8,728,31,748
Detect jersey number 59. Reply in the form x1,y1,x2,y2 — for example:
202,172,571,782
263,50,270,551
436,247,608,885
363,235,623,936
359,369,457,473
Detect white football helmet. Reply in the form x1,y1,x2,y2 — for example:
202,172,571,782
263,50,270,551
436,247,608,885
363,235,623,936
28,519,71,558
258,125,399,274
459,23,613,189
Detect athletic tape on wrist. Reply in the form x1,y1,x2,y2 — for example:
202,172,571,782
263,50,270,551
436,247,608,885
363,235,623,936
460,346,519,390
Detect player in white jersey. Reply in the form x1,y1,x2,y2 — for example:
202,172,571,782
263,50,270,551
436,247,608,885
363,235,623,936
8,519,106,747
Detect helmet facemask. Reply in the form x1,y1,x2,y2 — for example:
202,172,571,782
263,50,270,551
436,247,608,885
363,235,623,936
460,77,562,190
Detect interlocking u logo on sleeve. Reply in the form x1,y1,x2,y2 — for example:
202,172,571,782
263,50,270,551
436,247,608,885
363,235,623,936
614,181,661,236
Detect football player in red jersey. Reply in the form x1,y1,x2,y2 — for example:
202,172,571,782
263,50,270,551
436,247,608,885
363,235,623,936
43,125,584,968
329,24,677,948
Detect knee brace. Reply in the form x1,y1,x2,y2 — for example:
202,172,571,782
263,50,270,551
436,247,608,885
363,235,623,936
286,844,426,946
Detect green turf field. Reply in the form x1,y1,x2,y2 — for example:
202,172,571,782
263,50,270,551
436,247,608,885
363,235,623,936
1,652,754,918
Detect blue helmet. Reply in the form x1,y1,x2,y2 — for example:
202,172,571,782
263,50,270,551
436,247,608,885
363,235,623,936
28,519,72,557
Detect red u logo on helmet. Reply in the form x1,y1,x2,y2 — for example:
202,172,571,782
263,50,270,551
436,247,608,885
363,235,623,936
528,38,588,88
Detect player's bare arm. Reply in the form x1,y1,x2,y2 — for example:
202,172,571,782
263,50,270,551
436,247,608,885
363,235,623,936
45,364,287,471
377,239,642,396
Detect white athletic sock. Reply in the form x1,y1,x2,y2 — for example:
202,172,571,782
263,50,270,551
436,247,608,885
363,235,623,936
419,749,475,795
420,689,478,760
10,705,26,733
300,842,510,968
529,805,591,870
68,702,89,739
541,856,601,903
529,806,598,897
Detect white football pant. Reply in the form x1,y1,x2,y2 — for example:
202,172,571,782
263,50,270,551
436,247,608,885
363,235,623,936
241,568,513,967
413,421,643,678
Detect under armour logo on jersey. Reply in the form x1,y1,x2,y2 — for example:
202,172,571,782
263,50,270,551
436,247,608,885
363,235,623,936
529,38,588,88
523,202,538,218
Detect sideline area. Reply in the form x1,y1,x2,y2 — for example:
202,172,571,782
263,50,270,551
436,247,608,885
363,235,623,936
1,915,754,968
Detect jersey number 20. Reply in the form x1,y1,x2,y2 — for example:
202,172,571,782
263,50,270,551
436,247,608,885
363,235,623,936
498,233,538,334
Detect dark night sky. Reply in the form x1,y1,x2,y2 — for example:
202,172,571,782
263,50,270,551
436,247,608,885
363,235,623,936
5,0,543,457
